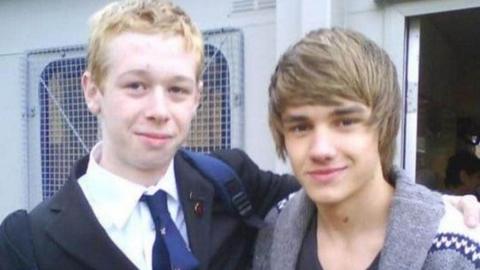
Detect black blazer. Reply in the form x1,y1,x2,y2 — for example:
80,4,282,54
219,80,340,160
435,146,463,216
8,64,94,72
0,149,298,270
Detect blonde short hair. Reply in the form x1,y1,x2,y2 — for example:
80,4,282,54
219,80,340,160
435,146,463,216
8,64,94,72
86,0,204,87
269,28,401,176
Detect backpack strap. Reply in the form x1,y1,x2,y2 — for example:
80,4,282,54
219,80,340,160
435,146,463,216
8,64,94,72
0,210,38,270
180,149,265,228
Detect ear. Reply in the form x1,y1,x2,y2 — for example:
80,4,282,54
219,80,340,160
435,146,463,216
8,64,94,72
82,71,103,115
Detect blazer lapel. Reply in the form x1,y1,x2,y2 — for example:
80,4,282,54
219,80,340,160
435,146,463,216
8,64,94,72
46,176,138,270
174,153,215,270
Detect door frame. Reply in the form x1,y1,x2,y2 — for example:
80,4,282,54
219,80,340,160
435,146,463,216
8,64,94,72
382,0,480,180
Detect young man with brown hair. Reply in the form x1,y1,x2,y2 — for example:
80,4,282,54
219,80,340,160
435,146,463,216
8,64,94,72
254,28,480,270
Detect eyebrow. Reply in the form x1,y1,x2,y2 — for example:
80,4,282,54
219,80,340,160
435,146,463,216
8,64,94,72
281,104,368,124
118,70,195,85
332,105,368,116
117,69,149,78
281,114,309,124
169,75,195,85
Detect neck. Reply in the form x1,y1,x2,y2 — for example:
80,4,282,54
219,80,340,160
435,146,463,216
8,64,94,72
97,143,170,187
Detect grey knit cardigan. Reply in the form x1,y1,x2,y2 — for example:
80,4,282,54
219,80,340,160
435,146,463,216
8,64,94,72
253,168,480,270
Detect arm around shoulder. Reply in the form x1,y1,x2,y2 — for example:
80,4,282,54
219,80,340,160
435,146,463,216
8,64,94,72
426,202,480,269
212,148,300,216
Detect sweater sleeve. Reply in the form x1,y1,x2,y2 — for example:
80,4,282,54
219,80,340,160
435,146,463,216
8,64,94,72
252,206,281,270
424,202,480,269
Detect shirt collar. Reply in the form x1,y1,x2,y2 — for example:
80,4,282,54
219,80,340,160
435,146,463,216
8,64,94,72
82,142,179,229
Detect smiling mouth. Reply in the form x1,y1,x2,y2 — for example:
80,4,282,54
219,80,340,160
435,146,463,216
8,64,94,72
135,132,172,146
306,166,347,183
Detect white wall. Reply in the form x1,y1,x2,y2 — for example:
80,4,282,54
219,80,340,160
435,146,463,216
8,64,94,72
0,0,110,219
0,54,27,219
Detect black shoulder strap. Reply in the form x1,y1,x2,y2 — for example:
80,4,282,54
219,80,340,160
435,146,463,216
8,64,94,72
0,210,38,270
180,149,265,228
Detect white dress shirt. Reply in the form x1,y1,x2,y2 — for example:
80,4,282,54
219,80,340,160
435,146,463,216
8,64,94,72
78,142,189,270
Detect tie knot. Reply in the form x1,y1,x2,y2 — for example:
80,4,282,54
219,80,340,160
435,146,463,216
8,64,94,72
142,189,168,201
141,190,169,220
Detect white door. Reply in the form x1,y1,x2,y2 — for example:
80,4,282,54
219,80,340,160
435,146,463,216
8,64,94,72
403,18,420,180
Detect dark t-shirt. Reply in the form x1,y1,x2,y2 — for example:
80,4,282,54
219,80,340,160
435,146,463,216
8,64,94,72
296,215,380,270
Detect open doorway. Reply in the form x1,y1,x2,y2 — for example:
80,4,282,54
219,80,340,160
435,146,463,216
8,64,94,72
406,8,480,197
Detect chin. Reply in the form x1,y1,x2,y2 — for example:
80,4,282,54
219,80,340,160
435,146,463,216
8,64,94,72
312,198,341,206
308,190,344,206
134,159,168,171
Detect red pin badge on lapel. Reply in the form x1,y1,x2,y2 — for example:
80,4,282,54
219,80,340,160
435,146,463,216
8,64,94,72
190,192,204,217
194,201,204,217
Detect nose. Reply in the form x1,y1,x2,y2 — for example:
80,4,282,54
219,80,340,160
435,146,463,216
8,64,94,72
309,127,336,162
145,87,170,122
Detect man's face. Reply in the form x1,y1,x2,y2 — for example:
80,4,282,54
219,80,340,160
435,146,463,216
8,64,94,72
83,32,201,178
282,99,385,206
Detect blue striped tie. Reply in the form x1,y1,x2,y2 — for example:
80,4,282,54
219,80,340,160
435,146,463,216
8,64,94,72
142,190,199,270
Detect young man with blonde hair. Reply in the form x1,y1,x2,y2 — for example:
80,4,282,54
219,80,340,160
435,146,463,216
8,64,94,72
254,28,480,270
0,1,298,269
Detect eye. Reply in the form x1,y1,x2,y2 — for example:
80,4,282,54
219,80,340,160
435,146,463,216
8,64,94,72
286,123,311,135
125,82,146,92
339,118,355,126
169,86,190,95
335,117,362,129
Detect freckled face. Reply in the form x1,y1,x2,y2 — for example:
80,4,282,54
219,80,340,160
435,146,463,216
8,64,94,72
83,32,201,179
